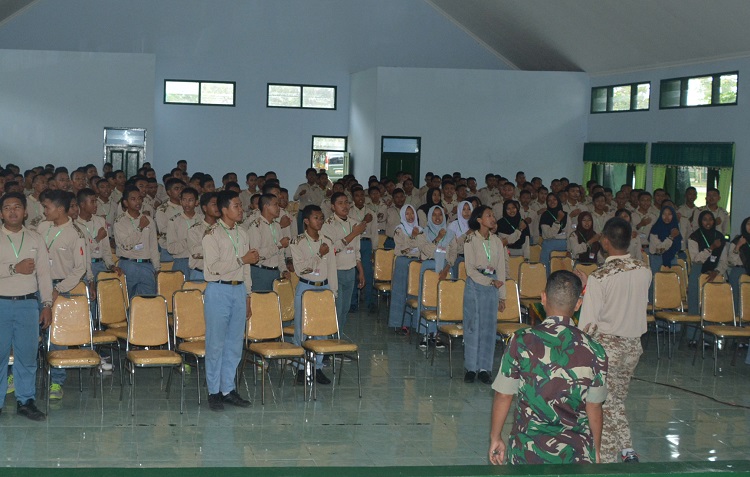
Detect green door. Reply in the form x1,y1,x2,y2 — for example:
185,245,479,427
380,137,421,186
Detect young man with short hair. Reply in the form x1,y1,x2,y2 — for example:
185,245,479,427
349,186,377,312
166,187,202,280
188,192,220,281
76,188,118,280
155,178,186,263
246,193,289,291
695,188,730,236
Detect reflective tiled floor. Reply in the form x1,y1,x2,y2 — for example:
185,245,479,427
2,307,750,467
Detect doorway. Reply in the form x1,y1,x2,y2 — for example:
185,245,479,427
104,128,147,178
380,136,421,186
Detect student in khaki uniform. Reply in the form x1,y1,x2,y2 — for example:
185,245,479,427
0,192,52,421
384,189,406,250
322,192,366,330
37,190,89,401
188,192,219,281
76,188,118,279
114,186,161,298
166,187,201,280
290,205,337,385
294,168,325,231
202,190,257,411
154,178,185,264
239,172,259,215
25,174,47,231
348,186,377,312
367,186,388,236
247,194,289,291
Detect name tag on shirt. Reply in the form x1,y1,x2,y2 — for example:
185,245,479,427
134,243,144,251
436,246,447,253
312,268,320,276
589,252,596,260
710,255,717,263
346,246,354,254
483,267,495,276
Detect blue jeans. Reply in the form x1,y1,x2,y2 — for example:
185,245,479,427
336,268,356,330
0,299,40,404
540,238,566,275
159,247,173,263
351,238,374,308
172,258,190,281
119,260,156,297
204,282,246,395
384,237,395,250
190,269,205,281
463,277,499,372
250,266,279,292
294,281,328,370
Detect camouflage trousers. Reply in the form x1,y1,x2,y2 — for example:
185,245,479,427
592,332,642,463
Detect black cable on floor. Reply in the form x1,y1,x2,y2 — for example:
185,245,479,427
632,377,750,410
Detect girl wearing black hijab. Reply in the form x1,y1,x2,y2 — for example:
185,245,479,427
496,200,530,259
686,210,728,315
539,193,569,275
568,211,602,264
418,187,442,227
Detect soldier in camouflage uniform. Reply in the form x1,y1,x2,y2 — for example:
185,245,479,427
490,270,607,465
578,217,651,463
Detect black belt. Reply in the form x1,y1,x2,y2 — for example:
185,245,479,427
252,264,278,271
217,280,244,286
191,268,203,272
361,237,371,241
0,293,37,301
91,258,103,263
52,279,63,285
119,257,151,263
299,277,328,287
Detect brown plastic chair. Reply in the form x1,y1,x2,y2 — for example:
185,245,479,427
574,262,598,277
373,248,395,309
69,281,88,296
301,289,361,401
242,291,304,404
289,272,299,291
97,278,129,342
698,273,725,308
434,279,465,376
739,281,750,320
97,271,129,309
124,295,184,415
403,260,423,331
740,274,750,285
497,279,529,341
157,270,185,314
528,244,541,263
172,289,206,405
416,270,439,341
161,261,174,271
653,271,698,358
182,281,207,293
550,250,569,259
660,264,687,304
457,261,467,280
506,255,524,283
693,282,750,375
45,294,102,416
518,262,547,308
273,279,295,337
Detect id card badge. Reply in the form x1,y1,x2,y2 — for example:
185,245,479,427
312,268,321,276
134,243,144,251
483,267,495,276
436,246,447,253
589,252,595,260
346,246,354,254
710,255,717,263
49,259,53,267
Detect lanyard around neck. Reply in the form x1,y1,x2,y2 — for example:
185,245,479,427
7,232,24,259
45,227,63,251
220,222,240,257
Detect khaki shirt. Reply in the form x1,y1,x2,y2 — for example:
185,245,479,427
320,198,334,220
239,189,258,215
0,225,54,303
166,212,201,259
688,238,729,275
385,206,401,238
247,215,285,270
294,183,325,209
202,219,252,295
155,201,183,248
113,212,161,270
188,220,212,271
367,201,388,232
695,206,730,236
394,227,436,260
442,197,459,222
25,195,44,232
632,207,659,240
290,232,338,293
142,195,157,217
37,218,89,292
591,209,613,234
463,230,507,300
578,254,651,338
96,197,114,232
348,205,377,241
322,214,360,270
678,204,699,236
478,187,500,208
76,215,114,268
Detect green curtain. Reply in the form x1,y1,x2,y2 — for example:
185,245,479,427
583,162,593,186
583,143,647,164
634,164,647,189
718,167,733,210
651,142,734,167
651,165,667,190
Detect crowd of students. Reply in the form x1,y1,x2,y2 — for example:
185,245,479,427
0,160,746,454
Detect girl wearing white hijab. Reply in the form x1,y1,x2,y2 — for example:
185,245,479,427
426,205,456,276
394,204,435,259
447,200,473,276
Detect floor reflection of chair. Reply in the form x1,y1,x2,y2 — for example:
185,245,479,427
653,271,697,358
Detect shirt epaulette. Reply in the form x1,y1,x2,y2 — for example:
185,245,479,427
157,203,170,213
591,257,645,280
464,232,475,243
189,221,203,230
205,223,219,236
291,234,305,245
70,222,86,239
325,216,336,225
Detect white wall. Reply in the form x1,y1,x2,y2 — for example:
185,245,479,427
588,56,750,236
0,49,155,169
351,67,590,185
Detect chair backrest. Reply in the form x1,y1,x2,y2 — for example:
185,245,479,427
420,270,439,308
740,274,750,284
172,289,205,340
288,272,299,291
507,255,524,283
97,278,128,326
301,289,339,338
498,279,522,323
97,271,129,308
50,295,92,347
128,295,170,347
373,248,395,281
641,250,650,267
437,279,464,323
528,244,541,263
70,281,88,297
518,262,546,299
377,235,387,250
157,270,185,313
574,262,598,277
182,281,207,293
160,261,174,271
653,272,682,311
701,281,735,325
550,250,569,259
550,256,573,273
407,260,422,297
660,265,687,303
699,273,726,307
273,279,295,323
247,291,283,341
740,282,750,323
458,261,467,280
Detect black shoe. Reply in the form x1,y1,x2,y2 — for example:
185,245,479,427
621,449,640,463
222,390,251,408
296,369,306,384
687,340,697,348
434,339,446,350
315,370,331,385
419,338,428,349
17,399,46,421
464,371,476,383
478,370,492,385
207,393,224,411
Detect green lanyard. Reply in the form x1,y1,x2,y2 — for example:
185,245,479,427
7,232,24,259
128,216,141,231
80,220,95,242
577,231,591,251
502,218,516,231
547,210,559,223
45,227,62,251
305,235,317,256
269,222,278,245
220,222,241,257
482,237,492,263
699,230,712,249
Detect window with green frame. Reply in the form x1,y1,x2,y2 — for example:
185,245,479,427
583,142,648,191
660,72,738,109
591,82,650,113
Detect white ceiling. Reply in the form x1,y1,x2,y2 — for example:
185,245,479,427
427,0,750,75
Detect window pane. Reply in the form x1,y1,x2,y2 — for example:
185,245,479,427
302,86,335,109
313,137,346,151
611,85,632,111
686,76,712,106
200,82,234,105
383,138,419,153
718,74,738,104
635,83,650,110
165,81,199,104
591,87,608,112
660,79,681,108
268,85,301,107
